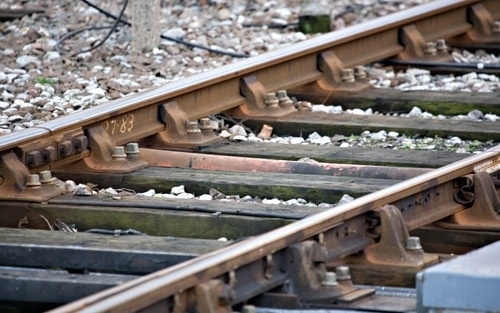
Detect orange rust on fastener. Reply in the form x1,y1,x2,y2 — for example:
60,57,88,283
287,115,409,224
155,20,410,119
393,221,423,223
139,148,430,180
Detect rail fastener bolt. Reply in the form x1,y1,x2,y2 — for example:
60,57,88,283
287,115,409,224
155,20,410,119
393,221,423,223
186,121,201,134
406,236,423,251
199,118,212,130
59,140,74,157
26,150,43,168
265,93,279,108
39,170,55,184
424,42,437,56
494,21,500,33
341,68,355,83
74,135,88,152
277,89,294,107
26,174,41,188
43,146,57,162
335,266,352,281
125,143,140,160
436,39,448,53
322,272,338,286
112,146,127,160
354,66,367,80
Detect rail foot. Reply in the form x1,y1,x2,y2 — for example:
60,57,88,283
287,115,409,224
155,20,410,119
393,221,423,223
447,3,500,50
283,240,368,304
0,152,67,202
398,25,453,62
440,171,500,231
58,126,148,173
225,75,297,118
145,101,221,150
316,51,372,94
335,205,439,287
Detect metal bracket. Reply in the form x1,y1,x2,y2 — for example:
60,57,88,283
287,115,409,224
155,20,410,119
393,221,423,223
339,205,438,287
57,125,148,173
448,3,500,47
0,152,67,202
15,128,89,171
316,51,371,94
145,101,221,150
398,25,453,61
225,75,297,118
442,171,500,230
283,240,362,303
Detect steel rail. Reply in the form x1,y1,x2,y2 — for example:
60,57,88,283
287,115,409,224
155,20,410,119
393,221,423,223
3,0,499,310
1,0,498,154
49,145,500,312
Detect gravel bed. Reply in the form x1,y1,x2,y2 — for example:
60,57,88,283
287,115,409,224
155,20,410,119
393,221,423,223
0,0,442,135
68,180,353,210
1,3,498,152
218,103,498,154
370,50,500,92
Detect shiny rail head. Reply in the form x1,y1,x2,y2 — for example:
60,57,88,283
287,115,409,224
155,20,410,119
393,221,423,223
1,0,497,155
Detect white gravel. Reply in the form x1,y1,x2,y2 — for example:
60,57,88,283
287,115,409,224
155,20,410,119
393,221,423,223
90,183,352,209
369,59,500,92
219,104,497,154
0,0,437,134
1,1,497,152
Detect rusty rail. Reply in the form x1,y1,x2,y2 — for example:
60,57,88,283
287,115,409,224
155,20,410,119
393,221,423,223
48,146,500,312
1,0,499,174
2,0,500,311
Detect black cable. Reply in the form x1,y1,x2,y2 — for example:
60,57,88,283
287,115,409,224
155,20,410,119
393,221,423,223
81,0,249,58
56,0,128,54
160,34,249,58
57,0,249,58
381,58,500,72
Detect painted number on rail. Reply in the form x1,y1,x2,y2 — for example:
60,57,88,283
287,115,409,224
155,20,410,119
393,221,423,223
103,114,135,135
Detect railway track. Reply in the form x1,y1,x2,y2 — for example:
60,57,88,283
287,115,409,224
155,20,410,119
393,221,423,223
2,0,500,312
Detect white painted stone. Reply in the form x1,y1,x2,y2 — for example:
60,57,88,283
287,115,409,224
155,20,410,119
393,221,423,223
171,185,185,195
262,198,281,205
198,194,213,200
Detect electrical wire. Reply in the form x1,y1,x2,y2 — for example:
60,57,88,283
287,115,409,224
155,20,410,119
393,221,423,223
56,0,128,54
56,0,249,58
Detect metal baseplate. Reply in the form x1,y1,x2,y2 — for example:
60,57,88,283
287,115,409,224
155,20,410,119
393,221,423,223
57,125,148,173
225,75,297,118
336,205,439,287
144,101,222,150
440,171,500,231
447,3,500,48
398,25,454,62
0,152,67,202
